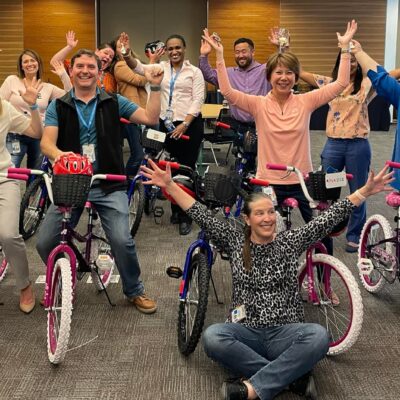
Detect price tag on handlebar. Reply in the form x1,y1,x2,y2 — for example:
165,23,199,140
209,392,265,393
146,129,166,143
262,186,278,206
325,171,347,189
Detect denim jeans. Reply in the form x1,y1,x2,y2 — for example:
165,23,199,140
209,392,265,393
123,124,144,177
203,322,329,400
6,133,41,168
321,138,371,244
36,188,144,298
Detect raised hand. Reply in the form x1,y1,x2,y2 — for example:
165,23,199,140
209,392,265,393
200,38,212,56
268,27,279,47
119,32,131,51
201,28,224,56
50,60,67,77
147,47,164,63
362,166,394,196
140,159,173,188
66,30,78,48
21,77,43,106
143,65,164,85
350,39,362,55
337,20,358,48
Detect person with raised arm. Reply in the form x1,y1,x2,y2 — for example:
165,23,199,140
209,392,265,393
36,49,163,314
141,159,393,400
0,77,43,313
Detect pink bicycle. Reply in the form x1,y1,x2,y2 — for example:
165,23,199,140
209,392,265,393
267,163,363,355
9,161,126,364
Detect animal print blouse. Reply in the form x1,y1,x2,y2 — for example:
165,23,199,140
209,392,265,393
186,199,355,328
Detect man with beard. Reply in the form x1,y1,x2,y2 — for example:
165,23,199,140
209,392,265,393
199,37,271,136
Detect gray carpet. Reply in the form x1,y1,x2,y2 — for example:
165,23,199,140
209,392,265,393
1,127,399,399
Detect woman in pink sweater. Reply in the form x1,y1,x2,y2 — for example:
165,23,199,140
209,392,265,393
202,22,356,243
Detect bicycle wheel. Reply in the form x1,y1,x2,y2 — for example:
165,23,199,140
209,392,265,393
90,223,115,291
358,214,395,293
178,252,211,356
298,253,363,356
128,180,145,238
0,247,9,283
47,258,73,364
19,176,48,240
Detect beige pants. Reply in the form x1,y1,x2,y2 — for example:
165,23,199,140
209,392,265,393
0,179,30,290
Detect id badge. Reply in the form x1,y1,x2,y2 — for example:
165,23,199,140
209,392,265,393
12,140,21,154
82,144,96,163
262,186,278,206
231,305,246,323
165,107,174,121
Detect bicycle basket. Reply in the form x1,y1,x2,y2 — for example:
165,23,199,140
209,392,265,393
52,174,92,207
307,171,341,201
203,173,241,207
242,130,257,154
140,128,165,152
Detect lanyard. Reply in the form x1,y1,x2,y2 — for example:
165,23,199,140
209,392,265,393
73,98,97,142
168,64,181,107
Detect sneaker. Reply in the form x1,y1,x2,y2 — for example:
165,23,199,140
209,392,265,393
345,242,358,253
179,221,192,235
289,373,317,400
220,379,248,400
170,212,179,224
128,294,157,314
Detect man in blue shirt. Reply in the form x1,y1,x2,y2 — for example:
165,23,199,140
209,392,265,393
37,49,163,313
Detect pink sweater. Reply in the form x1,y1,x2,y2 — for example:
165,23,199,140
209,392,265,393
216,54,350,184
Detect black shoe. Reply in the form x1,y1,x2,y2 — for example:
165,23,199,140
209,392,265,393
179,221,192,235
170,212,179,224
289,373,317,400
221,380,248,400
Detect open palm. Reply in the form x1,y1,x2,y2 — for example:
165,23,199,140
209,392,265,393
337,20,357,47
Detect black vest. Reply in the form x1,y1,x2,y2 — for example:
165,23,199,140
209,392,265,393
55,90,126,193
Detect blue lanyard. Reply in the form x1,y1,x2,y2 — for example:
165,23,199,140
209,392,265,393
73,99,97,142
168,64,181,107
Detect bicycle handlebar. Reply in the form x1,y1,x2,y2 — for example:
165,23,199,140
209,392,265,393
266,163,289,171
216,121,231,129
386,160,400,169
248,178,269,186
0,172,29,181
157,160,194,175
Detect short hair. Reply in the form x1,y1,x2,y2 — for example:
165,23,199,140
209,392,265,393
70,49,102,70
234,38,254,50
166,34,186,48
17,49,44,80
266,51,300,82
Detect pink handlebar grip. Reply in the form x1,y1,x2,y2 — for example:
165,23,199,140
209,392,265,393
8,167,31,175
216,122,231,129
8,173,29,181
346,173,354,180
120,117,130,124
105,174,126,182
249,178,269,186
266,163,287,171
158,160,180,170
181,134,190,141
386,160,400,169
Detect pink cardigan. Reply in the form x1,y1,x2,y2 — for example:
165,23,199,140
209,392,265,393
216,54,350,184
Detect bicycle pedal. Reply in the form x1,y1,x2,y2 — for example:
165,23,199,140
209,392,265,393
153,206,164,218
358,258,373,275
166,266,183,279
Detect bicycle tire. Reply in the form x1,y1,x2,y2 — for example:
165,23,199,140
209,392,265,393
47,258,73,364
90,223,115,291
128,180,145,238
0,247,9,283
298,253,363,356
20,176,48,240
358,214,394,293
178,252,211,356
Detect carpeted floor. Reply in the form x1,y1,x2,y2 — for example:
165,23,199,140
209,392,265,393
1,127,399,399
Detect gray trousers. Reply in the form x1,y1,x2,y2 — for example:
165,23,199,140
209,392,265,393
0,179,30,290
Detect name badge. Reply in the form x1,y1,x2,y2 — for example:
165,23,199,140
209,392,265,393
231,305,246,323
325,171,347,188
146,129,166,143
12,139,21,154
82,144,96,163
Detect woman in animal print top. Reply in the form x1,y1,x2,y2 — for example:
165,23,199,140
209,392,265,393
141,160,392,400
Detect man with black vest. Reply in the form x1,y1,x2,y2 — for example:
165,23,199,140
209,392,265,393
37,49,163,314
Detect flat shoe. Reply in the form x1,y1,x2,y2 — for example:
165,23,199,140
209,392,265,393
20,298,35,314
345,243,358,253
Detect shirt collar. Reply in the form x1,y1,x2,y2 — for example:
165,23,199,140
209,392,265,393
233,60,261,72
71,87,100,104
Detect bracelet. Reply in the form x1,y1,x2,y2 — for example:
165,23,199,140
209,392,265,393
150,85,161,92
354,189,366,202
29,104,39,110
341,47,351,54
182,121,190,128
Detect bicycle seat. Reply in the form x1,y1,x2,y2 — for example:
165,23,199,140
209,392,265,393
386,191,400,207
282,197,298,209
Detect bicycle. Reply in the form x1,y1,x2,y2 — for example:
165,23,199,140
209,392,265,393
19,155,51,240
9,161,126,364
267,163,363,355
164,161,270,355
357,160,400,293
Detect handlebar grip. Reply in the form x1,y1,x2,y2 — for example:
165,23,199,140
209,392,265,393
105,174,126,182
346,173,353,180
216,121,231,129
8,167,31,174
8,173,29,181
266,163,288,171
120,117,130,124
181,134,190,141
386,160,400,169
249,178,270,186
158,160,181,170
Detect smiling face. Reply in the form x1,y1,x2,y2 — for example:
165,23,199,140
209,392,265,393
95,46,115,71
270,63,297,97
244,197,276,244
234,42,254,69
166,37,185,67
69,54,100,91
